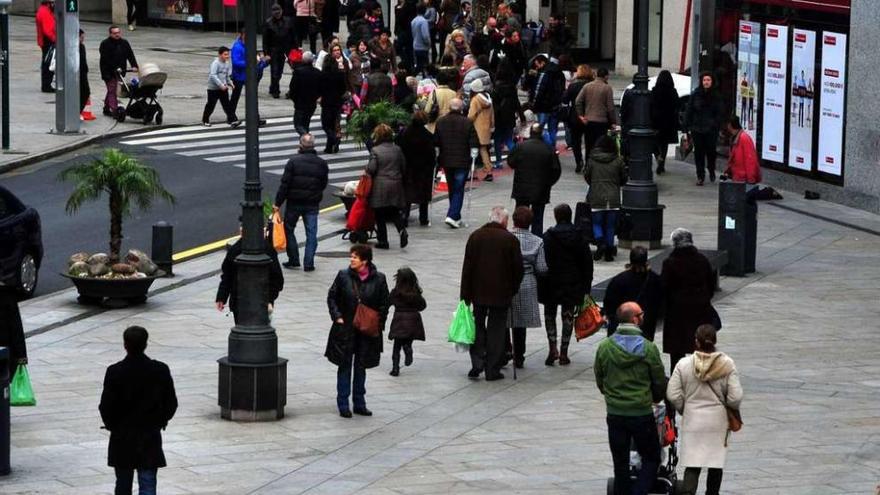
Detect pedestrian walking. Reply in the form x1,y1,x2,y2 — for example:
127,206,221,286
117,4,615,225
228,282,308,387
263,3,294,99
507,207,547,368
201,47,240,127
215,219,284,323
320,45,350,154
489,29,526,77
396,110,436,226
0,287,27,377
594,302,666,495
491,63,523,170
273,133,329,271
603,246,663,339
509,123,562,235
434,98,478,228
411,4,432,75
684,72,723,185
422,0,439,63
326,244,390,417
126,0,145,30
530,55,566,148
99,25,138,118
662,228,717,375
460,207,524,381
35,0,56,93
650,70,681,175
366,124,409,249
79,29,91,115
539,203,593,365
575,67,618,159
294,0,319,53
99,326,178,495
289,51,322,134
467,78,495,181
321,0,341,50
564,64,594,173
388,267,427,376
546,13,574,57
228,30,247,124
667,325,743,495
584,134,626,262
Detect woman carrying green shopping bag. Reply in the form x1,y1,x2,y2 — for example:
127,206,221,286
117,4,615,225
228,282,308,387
0,286,32,406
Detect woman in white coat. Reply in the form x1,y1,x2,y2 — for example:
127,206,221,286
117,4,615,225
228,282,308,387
667,324,743,495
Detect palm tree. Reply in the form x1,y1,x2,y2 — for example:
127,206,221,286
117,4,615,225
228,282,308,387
59,148,175,260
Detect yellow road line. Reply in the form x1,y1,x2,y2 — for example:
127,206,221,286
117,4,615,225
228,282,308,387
171,202,346,262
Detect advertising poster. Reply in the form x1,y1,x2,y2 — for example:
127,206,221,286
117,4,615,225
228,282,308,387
737,21,761,140
148,0,205,23
817,32,847,176
761,24,788,163
788,29,816,171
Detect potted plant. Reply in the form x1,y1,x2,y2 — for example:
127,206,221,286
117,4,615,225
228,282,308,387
346,100,412,149
59,148,175,307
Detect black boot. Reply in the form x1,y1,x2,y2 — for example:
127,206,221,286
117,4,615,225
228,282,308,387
604,246,615,262
390,344,401,376
656,159,665,175
559,343,571,365
404,343,413,366
594,244,605,261
575,160,584,174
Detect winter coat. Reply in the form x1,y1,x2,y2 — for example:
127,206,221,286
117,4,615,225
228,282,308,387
368,38,397,71
396,124,437,204
603,268,664,339
424,86,457,133
461,67,492,108
289,63,323,109
594,324,666,417
509,136,562,205
508,229,547,328
99,37,138,82
685,86,723,135
325,263,389,369
726,130,762,184
585,150,626,210
563,77,591,127
434,112,478,169
320,64,350,108
364,71,393,104
490,40,526,74
539,222,593,307
275,149,330,208
460,222,524,307
366,142,408,209
99,353,178,469
263,16,293,55
532,62,565,113
0,288,27,377
575,78,617,124
651,83,681,144
35,4,56,48
215,239,285,316
492,80,522,130
661,246,716,355
467,92,494,145
667,352,743,468
388,289,427,341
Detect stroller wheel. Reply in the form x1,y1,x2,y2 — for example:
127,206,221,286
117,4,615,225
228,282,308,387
116,108,126,123
155,110,163,125
143,114,152,125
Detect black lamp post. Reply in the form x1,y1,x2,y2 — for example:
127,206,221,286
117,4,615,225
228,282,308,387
218,0,287,421
621,0,664,249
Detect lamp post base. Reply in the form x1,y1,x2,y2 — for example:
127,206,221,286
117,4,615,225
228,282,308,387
619,205,665,250
218,357,287,421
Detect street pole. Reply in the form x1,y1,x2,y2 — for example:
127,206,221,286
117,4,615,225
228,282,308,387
691,0,702,92
0,4,10,149
218,0,287,422
54,0,80,134
620,0,664,249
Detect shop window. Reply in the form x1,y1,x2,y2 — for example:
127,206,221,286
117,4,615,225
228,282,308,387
631,0,662,67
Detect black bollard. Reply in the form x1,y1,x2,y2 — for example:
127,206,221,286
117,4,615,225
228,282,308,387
151,222,174,277
717,181,757,276
0,347,10,476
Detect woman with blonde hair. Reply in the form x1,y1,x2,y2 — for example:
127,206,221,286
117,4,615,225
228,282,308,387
366,124,409,249
443,28,470,64
563,64,593,172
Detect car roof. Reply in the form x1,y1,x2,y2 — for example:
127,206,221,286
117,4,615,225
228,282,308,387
0,185,27,213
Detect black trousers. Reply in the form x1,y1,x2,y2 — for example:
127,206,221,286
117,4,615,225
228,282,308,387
80,79,91,113
584,121,611,159
40,44,54,92
294,16,318,53
692,131,717,180
569,121,587,167
669,352,687,376
469,305,508,375
681,467,723,495
269,52,286,96
374,206,405,245
321,105,340,148
293,104,316,135
608,414,661,495
508,327,526,363
514,199,546,237
406,202,429,225
126,0,144,25
391,338,413,367
202,89,236,124
229,81,245,122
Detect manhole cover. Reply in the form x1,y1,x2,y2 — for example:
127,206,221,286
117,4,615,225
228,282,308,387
315,251,352,258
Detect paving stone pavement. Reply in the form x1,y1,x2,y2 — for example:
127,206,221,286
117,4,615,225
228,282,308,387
4,152,880,494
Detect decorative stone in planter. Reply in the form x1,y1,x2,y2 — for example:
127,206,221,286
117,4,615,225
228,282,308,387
64,249,165,308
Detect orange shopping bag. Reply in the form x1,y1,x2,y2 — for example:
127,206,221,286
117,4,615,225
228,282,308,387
271,211,287,252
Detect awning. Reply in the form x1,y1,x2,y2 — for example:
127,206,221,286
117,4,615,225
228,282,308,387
746,0,850,14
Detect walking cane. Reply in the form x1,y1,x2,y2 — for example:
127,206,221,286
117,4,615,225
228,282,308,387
465,149,477,226
511,329,517,380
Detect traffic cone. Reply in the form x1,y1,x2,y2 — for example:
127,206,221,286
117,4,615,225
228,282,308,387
435,170,448,193
81,98,97,121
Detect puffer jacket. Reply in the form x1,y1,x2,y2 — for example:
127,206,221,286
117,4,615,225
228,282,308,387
274,150,330,208
584,150,626,210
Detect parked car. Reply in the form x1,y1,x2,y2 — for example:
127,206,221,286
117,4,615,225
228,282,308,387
0,185,43,298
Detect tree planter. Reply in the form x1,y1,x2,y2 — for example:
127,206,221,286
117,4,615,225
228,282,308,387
62,271,166,308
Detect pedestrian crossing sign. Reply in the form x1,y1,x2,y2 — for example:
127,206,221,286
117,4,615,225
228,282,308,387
66,0,78,13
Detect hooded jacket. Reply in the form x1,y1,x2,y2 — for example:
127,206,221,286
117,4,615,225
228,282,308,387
584,150,626,209
594,323,666,417
532,62,565,113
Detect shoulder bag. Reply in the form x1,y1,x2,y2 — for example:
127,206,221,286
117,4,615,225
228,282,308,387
709,381,743,435
352,281,381,337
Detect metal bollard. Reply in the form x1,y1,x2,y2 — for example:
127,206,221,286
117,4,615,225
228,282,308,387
151,222,174,277
0,347,10,475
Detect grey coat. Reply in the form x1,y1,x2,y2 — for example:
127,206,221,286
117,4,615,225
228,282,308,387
366,142,408,209
508,228,548,328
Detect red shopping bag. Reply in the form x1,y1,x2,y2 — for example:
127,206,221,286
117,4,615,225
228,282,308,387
346,196,375,233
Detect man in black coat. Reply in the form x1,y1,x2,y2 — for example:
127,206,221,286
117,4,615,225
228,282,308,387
434,98,478,228
273,133,329,271
460,206,524,381
99,326,177,495
98,25,138,117
508,123,562,236
289,51,322,134
263,3,294,98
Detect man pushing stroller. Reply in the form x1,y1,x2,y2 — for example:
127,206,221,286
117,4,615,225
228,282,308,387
99,25,138,119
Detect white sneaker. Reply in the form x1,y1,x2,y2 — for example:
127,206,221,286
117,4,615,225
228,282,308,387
444,217,461,229
128,24,136,31
202,122,212,127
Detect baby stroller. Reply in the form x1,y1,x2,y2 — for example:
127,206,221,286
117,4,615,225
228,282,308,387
341,179,376,244
607,403,683,494
116,63,166,125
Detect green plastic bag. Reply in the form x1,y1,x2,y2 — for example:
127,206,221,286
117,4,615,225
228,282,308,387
10,364,36,407
447,301,476,345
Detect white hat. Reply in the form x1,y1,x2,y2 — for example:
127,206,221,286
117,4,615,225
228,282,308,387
470,78,484,93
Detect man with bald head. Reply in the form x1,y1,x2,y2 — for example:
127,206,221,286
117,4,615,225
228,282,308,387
435,98,479,228
508,123,562,235
594,301,666,495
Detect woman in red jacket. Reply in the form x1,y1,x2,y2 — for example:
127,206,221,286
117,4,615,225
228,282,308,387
35,0,57,93
724,116,761,184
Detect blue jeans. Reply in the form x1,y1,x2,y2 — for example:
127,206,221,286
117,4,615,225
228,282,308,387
493,126,515,168
115,467,157,495
592,210,618,248
284,205,319,269
537,112,559,148
336,353,366,411
446,167,469,221
607,414,661,495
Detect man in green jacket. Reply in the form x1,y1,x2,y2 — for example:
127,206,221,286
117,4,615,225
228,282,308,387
594,301,666,495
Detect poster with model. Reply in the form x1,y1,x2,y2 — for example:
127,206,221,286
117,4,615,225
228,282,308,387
148,0,205,23
788,29,816,172
761,24,788,164
817,32,847,177
737,21,761,140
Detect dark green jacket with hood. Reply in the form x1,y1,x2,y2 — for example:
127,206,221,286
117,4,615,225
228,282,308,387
594,323,666,416
584,150,626,210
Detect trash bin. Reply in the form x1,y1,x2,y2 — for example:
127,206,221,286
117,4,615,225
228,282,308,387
0,347,10,475
717,181,757,276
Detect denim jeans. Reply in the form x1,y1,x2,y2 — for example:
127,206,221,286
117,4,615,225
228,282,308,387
607,414,661,495
493,126,515,167
537,112,559,148
446,167,469,221
115,467,158,495
592,210,618,248
284,205,319,269
336,353,367,411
